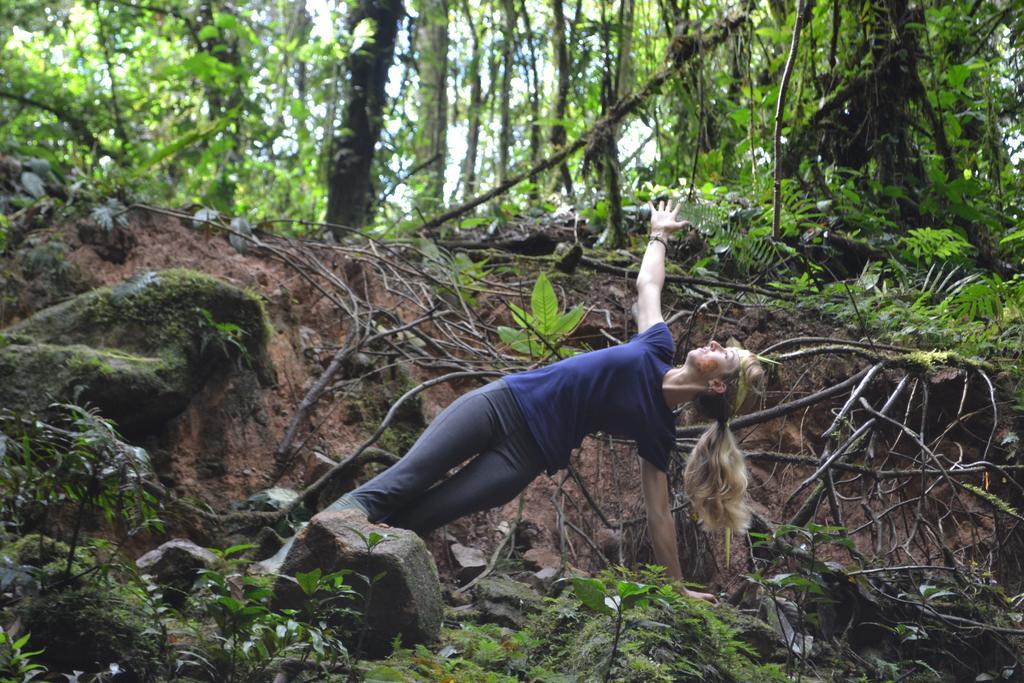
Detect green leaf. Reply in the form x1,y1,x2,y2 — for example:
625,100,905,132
364,666,409,681
572,577,614,615
296,568,321,595
198,25,220,41
213,12,239,30
546,304,585,339
139,113,235,170
508,302,535,330
1000,230,1024,245
531,273,559,335
351,17,377,53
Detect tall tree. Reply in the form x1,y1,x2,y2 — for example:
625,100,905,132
413,0,449,214
548,0,574,195
460,0,485,201
325,0,405,234
497,0,516,185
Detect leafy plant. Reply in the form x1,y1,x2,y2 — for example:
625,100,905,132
498,273,585,358
0,406,160,583
746,523,855,675
570,577,655,682
342,526,392,667
901,227,974,263
176,544,355,682
195,306,251,366
0,631,47,682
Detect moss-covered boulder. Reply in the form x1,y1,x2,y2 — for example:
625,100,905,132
0,269,272,434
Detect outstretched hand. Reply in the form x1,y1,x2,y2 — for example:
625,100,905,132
647,200,693,234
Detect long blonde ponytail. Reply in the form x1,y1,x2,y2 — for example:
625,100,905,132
684,420,751,532
683,351,764,533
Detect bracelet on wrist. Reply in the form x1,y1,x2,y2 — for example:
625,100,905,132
649,234,669,248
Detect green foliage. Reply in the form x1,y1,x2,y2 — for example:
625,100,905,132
0,406,160,582
570,576,655,682
195,306,251,366
174,546,355,682
0,631,46,682
901,227,974,263
746,523,855,674
498,273,585,358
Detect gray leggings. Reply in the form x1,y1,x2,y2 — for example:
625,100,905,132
346,380,545,534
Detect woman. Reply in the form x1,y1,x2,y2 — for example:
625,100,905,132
327,201,764,603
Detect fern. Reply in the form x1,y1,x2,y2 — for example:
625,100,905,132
901,228,973,263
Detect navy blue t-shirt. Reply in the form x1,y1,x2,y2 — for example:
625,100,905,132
504,322,677,474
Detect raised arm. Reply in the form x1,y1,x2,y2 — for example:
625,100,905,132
635,201,690,333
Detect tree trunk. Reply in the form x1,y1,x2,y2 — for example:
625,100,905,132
520,0,542,201
604,0,633,249
498,0,516,185
461,0,484,201
325,0,405,235
549,0,574,195
413,0,449,214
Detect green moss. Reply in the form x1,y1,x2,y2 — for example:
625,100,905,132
2,269,274,428
17,581,162,681
1,533,92,587
902,349,959,371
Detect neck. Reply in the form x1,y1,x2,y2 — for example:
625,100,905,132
661,366,708,409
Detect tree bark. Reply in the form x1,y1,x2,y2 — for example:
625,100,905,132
520,0,543,200
549,0,574,195
461,0,484,201
325,0,405,234
413,0,449,214
497,0,517,185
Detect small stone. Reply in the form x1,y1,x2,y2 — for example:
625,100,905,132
304,451,336,486
450,543,487,583
135,539,217,605
473,576,542,629
522,547,560,572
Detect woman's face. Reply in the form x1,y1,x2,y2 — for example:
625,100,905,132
685,340,742,380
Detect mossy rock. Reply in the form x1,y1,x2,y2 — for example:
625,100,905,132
0,533,92,585
0,269,272,433
17,582,162,682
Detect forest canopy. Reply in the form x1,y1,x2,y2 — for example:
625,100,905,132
1,0,1021,247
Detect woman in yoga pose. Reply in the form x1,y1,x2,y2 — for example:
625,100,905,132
327,201,765,602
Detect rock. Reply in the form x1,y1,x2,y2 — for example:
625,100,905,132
473,576,542,629
304,451,336,486
17,582,161,681
450,543,487,584
244,487,299,512
135,538,217,605
521,547,560,572
523,566,561,593
0,269,272,435
270,509,442,656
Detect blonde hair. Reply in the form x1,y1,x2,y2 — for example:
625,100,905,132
683,350,764,533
